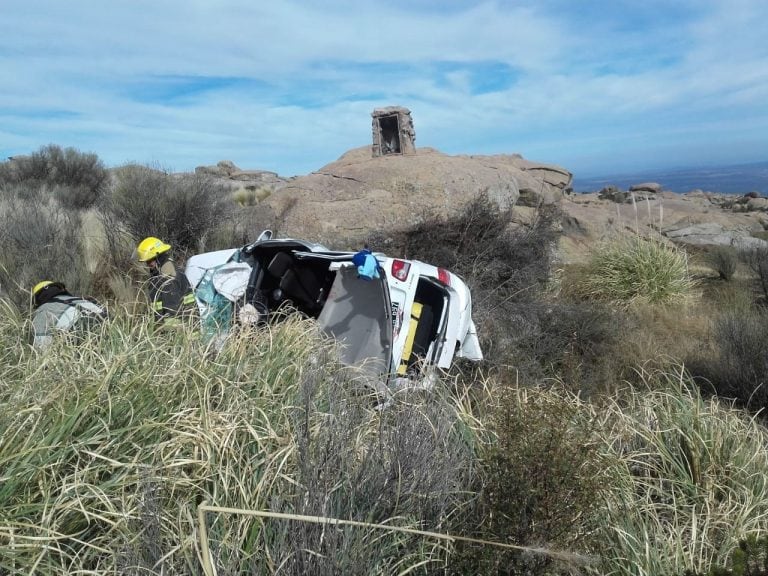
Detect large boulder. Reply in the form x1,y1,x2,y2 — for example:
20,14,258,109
629,182,662,193
263,146,572,241
662,220,767,249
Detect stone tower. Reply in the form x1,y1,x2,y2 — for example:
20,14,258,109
371,106,416,157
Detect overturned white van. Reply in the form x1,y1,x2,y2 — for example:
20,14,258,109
185,231,482,380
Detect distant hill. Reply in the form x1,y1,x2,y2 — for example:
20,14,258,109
572,161,768,195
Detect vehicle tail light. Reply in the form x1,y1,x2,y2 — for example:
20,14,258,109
437,268,451,286
391,259,411,281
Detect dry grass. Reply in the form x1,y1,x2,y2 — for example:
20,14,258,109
593,366,768,575
3,304,768,574
0,312,485,574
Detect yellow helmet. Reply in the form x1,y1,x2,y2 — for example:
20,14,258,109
32,280,54,296
136,237,171,262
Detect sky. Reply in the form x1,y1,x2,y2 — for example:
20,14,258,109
1,0,767,179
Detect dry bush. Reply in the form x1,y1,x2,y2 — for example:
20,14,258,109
104,164,233,257
255,365,477,575
705,246,739,281
0,145,108,307
687,309,768,412
498,301,627,396
204,204,280,252
97,167,274,299
0,196,89,309
369,195,633,394
740,245,768,301
700,278,756,314
0,144,109,210
371,194,558,303
368,193,561,369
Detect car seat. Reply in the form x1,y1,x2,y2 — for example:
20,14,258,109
267,252,322,310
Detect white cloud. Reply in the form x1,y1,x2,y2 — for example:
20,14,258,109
1,0,766,175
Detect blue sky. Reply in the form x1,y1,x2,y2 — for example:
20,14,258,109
1,1,766,179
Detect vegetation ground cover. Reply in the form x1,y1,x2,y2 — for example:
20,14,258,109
2,146,768,575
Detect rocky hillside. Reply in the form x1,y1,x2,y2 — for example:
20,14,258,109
195,150,768,261
197,146,571,243
560,186,768,263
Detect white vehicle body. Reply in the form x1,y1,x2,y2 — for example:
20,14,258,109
185,231,482,379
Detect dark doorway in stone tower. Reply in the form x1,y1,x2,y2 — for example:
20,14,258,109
379,115,401,154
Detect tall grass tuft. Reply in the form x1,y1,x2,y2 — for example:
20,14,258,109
578,235,695,305
593,366,768,575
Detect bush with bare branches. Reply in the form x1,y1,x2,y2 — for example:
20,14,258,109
103,164,234,257
0,144,109,210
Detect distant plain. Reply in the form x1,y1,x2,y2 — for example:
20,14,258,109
573,160,768,194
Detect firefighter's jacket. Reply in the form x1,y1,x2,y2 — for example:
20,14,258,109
148,259,196,320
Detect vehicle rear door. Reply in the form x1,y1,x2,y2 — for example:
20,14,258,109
316,263,393,378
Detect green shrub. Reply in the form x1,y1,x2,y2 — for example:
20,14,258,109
579,235,695,305
450,385,604,575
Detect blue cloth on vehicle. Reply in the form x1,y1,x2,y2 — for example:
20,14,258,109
352,249,380,280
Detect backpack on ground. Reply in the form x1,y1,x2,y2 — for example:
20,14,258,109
52,295,108,338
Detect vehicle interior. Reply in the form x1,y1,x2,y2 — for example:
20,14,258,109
241,245,339,318
397,277,448,375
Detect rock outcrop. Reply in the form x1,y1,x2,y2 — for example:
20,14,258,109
662,221,767,249
194,160,289,191
629,182,662,194
191,150,768,264
559,189,768,262
261,146,571,241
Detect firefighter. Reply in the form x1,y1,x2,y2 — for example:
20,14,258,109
31,281,107,349
135,237,196,321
